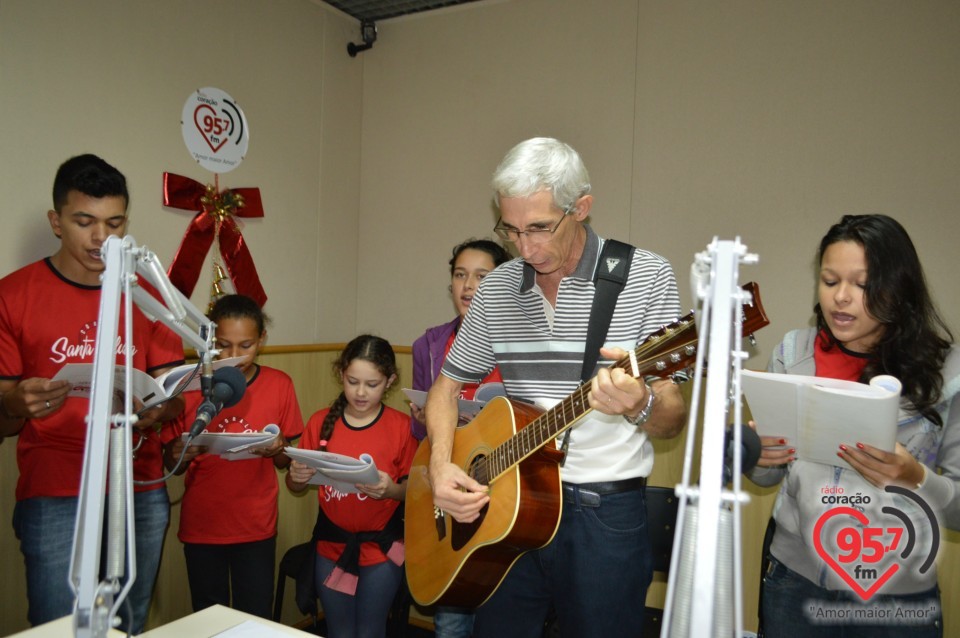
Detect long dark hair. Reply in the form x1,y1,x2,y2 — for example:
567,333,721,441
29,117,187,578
448,238,510,275
319,335,398,450
814,214,953,425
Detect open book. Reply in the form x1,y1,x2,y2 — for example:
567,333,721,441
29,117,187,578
183,424,280,461
54,356,246,409
403,382,506,420
741,369,902,466
284,447,380,494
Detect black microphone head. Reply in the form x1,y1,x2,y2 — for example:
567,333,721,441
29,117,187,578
211,366,247,408
723,423,763,482
738,423,762,473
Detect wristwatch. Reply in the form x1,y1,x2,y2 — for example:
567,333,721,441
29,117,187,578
624,383,656,426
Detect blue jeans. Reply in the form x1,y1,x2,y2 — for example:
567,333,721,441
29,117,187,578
316,554,404,638
128,488,170,633
433,606,475,638
762,556,942,638
13,488,169,634
473,487,652,638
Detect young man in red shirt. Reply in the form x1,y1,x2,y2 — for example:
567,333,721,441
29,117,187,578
0,154,186,633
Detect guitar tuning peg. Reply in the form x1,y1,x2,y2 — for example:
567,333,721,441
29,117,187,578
747,333,757,347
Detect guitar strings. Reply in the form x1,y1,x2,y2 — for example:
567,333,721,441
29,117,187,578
472,311,710,485
477,342,695,484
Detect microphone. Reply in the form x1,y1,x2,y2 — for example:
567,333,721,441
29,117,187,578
188,367,247,439
199,352,215,401
722,423,761,484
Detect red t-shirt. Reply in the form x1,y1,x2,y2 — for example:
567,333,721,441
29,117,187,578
444,329,502,400
0,259,185,500
299,404,417,566
161,365,305,543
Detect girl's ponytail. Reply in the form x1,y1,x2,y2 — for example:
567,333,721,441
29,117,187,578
319,392,347,451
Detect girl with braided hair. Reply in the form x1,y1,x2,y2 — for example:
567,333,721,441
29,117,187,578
287,335,417,638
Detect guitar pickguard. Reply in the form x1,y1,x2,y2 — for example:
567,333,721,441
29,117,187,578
451,504,488,551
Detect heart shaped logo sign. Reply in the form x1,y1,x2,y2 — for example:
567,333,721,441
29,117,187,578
193,104,228,153
813,506,899,601
180,87,249,174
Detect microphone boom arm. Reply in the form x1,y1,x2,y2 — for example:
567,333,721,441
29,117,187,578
70,235,216,638
663,238,758,637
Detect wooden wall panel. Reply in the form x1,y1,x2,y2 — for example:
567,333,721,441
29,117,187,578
2,348,958,634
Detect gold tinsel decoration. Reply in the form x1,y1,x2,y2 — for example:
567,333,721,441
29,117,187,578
207,261,231,314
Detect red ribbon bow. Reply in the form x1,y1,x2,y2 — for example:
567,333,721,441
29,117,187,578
163,172,267,307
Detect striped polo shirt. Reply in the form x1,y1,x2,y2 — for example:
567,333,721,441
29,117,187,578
442,224,682,482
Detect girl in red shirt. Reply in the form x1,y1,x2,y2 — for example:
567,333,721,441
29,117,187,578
161,295,304,618
287,335,417,638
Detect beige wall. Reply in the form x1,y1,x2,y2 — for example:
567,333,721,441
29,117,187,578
358,0,960,363
2,0,957,366
2,0,960,634
0,0,362,344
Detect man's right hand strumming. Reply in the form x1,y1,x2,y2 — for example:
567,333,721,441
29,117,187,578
429,460,489,523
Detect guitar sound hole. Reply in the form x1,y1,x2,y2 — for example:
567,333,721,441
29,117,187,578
468,453,488,486
450,454,489,551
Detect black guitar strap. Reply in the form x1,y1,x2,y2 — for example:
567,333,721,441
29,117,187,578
559,238,635,464
580,238,635,382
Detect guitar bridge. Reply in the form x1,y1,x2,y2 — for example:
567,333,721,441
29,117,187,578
434,505,447,541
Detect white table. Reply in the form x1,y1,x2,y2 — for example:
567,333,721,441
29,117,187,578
10,606,318,638
139,605,317,637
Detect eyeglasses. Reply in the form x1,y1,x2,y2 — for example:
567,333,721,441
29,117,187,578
493,212,570,245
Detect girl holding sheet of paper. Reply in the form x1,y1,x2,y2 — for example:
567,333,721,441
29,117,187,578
409,238,510,441
287,335,417,638
409,239,509,638
749,215,960,637
160,294,304,618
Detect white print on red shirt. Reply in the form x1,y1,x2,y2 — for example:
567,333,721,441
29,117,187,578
49,320,138,364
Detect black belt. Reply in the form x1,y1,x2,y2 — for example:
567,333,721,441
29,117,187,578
562,477,647,508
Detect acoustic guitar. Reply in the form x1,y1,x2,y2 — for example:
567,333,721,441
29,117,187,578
405,282,769,607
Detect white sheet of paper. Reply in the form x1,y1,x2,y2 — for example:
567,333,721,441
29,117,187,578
284,447,379,493
402,382,504,419
741,369,901,466
184,424,280,459
55,356,247,407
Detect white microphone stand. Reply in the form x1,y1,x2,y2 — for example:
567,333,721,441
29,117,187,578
662,238,758,637
69,235,217,638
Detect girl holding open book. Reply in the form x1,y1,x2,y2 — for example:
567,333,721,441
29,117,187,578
160,294,304,618
287,335,417,638
749,215,960,637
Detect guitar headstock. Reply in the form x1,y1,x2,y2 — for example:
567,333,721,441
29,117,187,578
615,282,769,381
738,281,769,338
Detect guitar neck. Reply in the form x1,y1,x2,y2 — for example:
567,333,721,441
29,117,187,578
479,327,695,484
476,281,768,486
483,384,592,482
